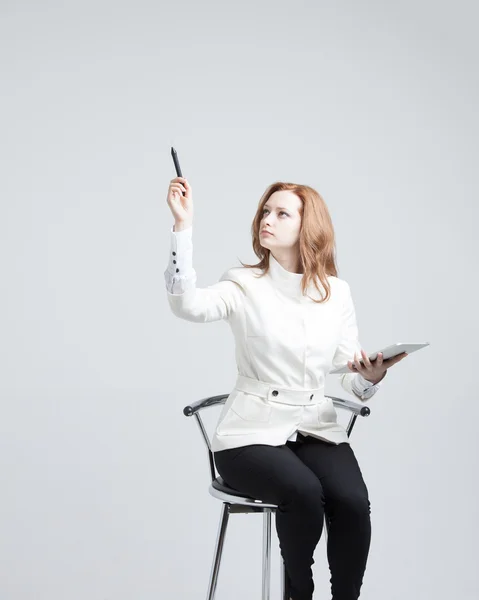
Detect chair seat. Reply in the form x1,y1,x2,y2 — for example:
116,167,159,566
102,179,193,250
209,477,278,509
212,476,255,498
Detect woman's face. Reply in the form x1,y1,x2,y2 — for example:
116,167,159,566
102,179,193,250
259,191,303,250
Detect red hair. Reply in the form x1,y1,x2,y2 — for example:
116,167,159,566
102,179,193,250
240,182,338,304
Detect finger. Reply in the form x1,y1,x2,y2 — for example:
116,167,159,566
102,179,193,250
173,179,191,198
171,183,186,193
354,352,363,371
361,348,372,369
376,352,384,367
172,177,188,184
183,180,192,199
170,188,186,200
347,360,357,371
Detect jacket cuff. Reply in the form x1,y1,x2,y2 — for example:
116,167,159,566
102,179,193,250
167,224,194,277
351,371,386,400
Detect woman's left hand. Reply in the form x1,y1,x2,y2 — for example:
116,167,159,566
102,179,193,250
347,349,408,384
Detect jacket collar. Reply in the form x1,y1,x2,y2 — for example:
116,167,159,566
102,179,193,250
268,253,304,298
267,252,329,303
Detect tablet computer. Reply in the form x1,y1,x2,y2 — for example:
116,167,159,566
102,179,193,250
329,342,430,374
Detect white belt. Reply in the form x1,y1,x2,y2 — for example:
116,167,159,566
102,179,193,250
234,374,325,406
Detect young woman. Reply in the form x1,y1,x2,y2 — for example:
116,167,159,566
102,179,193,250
164,176,407,600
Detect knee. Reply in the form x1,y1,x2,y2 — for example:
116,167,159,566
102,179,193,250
331,491,371,519
283,479,325,514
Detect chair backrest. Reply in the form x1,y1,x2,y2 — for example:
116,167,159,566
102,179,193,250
183,393,371,483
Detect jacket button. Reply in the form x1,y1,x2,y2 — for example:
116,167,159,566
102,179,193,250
172,252,176,256
173,260,177,264
272,390,279,396
176,268,179,273
310,394,314,400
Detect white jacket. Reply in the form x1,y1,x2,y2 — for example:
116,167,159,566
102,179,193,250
164,225,383,452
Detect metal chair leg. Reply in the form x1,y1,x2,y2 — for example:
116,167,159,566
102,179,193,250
262,510,272,600
206,503,230,600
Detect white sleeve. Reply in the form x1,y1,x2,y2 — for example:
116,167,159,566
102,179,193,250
350,371,385,401
331,281,384,401
164,224,244,323
164,224,196,295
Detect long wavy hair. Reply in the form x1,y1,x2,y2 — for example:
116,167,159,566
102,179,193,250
239,182,339,304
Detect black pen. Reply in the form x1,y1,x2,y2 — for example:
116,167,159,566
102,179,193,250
171,147,185,196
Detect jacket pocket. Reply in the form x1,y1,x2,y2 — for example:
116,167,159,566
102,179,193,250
318,398,339,424
231,391,272,422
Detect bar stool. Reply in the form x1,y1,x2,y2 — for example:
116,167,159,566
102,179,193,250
183,391,371,600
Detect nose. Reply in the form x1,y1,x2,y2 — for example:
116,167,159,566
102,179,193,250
263,214,274,226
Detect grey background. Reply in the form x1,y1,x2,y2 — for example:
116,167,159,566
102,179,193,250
1,1,478,599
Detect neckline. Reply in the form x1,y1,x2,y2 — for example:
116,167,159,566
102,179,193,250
267,253,304,298
267,253,330,301
269,253,304,280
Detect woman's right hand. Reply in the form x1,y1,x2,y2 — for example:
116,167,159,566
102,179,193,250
167,177,193,227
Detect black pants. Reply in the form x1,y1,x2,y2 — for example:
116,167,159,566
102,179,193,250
213,433,371,600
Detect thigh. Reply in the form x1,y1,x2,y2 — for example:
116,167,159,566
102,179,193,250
213,443,324,506
294,438,369,505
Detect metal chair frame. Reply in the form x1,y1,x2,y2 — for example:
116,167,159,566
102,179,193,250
183,392,371,600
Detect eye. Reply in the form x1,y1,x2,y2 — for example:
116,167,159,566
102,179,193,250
262,208,289,217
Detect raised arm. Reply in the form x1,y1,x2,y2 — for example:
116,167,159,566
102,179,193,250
164,177,244,323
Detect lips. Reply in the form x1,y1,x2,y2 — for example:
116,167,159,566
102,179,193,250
261,230,273,236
